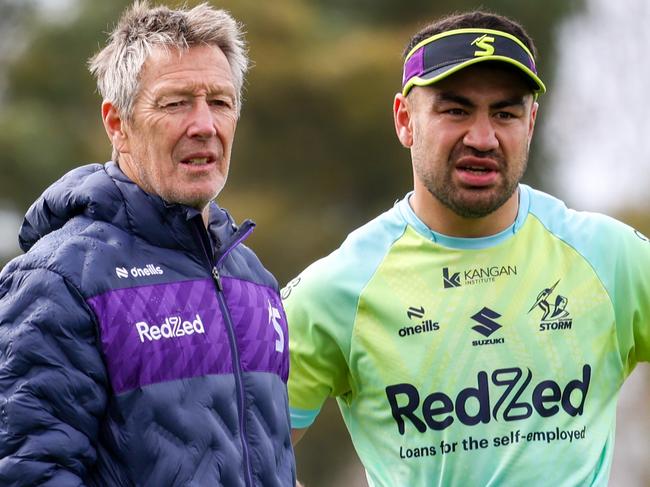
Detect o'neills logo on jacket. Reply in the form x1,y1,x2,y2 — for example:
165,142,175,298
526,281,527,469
116,264,164,279
135,314,205,343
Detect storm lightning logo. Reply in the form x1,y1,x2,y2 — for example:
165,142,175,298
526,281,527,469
528,280,573,332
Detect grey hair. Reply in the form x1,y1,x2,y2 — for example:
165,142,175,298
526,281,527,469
88,1,248,121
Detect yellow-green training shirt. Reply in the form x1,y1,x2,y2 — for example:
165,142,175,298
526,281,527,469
283,185,650,487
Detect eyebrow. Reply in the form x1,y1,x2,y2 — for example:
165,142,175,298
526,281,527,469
154,81,236,97
491,96,527,110
435,91,528,110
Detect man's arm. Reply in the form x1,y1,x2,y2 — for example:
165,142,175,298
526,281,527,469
291,428,308,487
0,267,107,485
283,261,356,486
291,427,308,446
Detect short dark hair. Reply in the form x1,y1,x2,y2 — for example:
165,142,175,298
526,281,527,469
404,11,537,60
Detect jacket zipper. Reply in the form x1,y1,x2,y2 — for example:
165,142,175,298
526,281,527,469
194,218,255,487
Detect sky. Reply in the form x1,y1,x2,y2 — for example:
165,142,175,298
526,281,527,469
31,0,78,22
542,0,650,213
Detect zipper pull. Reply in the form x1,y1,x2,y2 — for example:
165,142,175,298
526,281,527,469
212,267,223,292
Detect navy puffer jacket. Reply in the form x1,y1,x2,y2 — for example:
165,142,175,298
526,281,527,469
0,162,295,486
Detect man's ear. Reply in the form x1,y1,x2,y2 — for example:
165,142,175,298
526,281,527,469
393,93,413,148
527,100,539,151
101,101,129,154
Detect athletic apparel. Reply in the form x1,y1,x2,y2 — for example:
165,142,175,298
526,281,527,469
0,162,295,486
284,185,650,487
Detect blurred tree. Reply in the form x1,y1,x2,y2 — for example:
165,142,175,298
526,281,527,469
0,0,131,213
0,0,28,69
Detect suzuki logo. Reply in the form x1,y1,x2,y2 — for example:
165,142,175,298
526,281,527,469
471,307,502,337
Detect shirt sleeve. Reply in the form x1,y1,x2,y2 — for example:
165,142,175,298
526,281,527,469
0,267,108,486
613,226,650,371
282,210,404,429
282,270,353,429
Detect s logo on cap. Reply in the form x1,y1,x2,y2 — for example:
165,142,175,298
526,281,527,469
472,34,496,56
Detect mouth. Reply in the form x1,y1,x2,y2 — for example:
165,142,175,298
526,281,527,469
180,153,217,166
456,156,499,171
458,165,494,174
454,157,500,187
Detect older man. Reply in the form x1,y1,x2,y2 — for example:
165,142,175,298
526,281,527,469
285,10,650,487
0,2,294,486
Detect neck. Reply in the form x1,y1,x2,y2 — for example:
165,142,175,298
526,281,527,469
410,187,520,238
202,206,210,227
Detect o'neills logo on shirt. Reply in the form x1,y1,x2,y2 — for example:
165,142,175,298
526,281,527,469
135,314,205,343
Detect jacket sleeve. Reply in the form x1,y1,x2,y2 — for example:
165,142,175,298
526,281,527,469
0,267,108,486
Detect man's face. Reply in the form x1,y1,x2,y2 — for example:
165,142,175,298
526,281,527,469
395,64,538,219
112,44,238,211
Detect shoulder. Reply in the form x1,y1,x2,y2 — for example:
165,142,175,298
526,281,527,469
4,216,135,299
283,201,408,316
526,185,641,250
524,185,650,294
228,241,280,290
0,263,101,376
208,206,281,290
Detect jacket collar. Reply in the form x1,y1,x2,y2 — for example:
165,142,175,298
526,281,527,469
20,161,246,255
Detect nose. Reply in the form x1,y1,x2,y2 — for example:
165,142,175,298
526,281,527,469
463,114,499,152
186,99,217,139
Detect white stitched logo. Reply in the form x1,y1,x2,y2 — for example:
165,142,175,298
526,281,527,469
268,300,285,353
135,314,205,342
116,264,164,279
